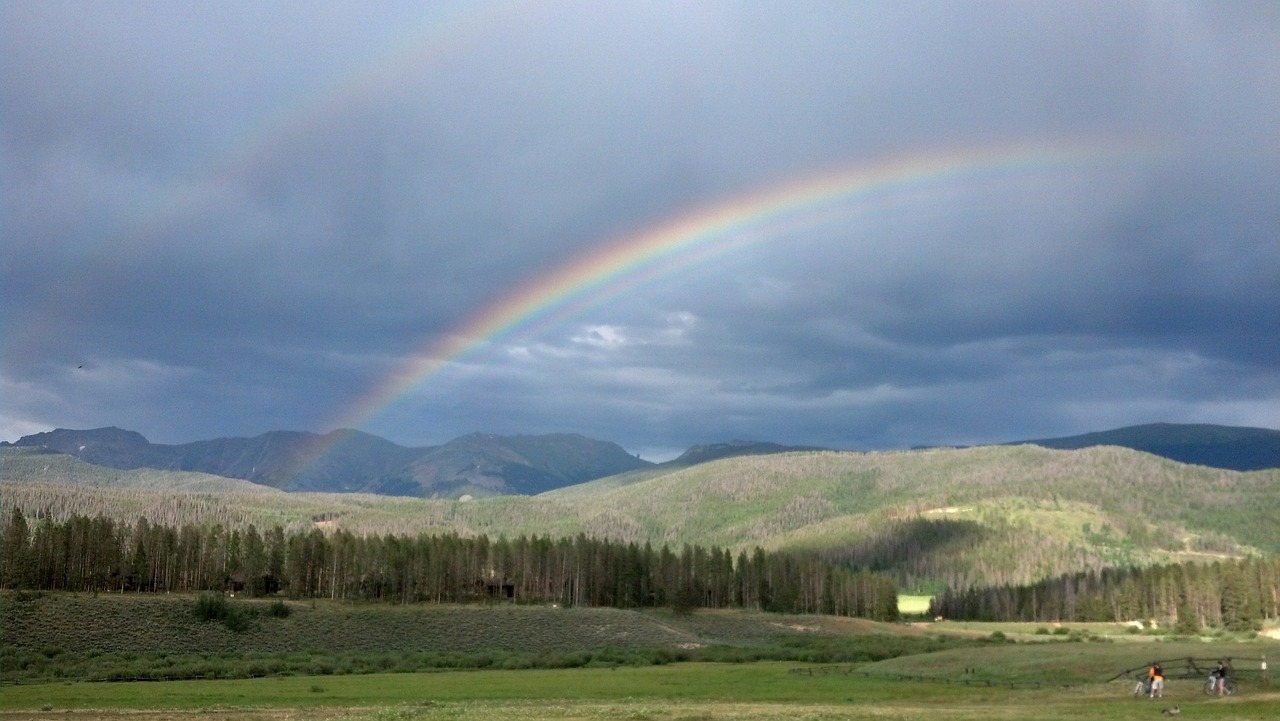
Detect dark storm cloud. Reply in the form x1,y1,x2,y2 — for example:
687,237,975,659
2,1,1277,454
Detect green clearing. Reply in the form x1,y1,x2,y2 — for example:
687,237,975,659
897,594,932,615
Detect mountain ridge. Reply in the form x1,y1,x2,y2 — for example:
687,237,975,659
1,427,649,498
5,421,1277,499
1013,422,1280,471
4,442,1277,591
667,440,829,466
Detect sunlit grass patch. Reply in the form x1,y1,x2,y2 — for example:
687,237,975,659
897,595,932,615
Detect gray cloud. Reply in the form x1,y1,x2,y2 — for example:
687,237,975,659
3,0,1277,455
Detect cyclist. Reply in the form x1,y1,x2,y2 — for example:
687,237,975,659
1212,660,1229,696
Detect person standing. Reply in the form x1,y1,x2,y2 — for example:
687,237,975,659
1149,662,1165,698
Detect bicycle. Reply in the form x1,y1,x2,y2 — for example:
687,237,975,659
1204,673,1235,696
1134,677,1153,697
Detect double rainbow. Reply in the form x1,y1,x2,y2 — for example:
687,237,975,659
290,137,1150,480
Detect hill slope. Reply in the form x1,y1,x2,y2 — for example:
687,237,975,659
5,444,1277,590
1015,422,1280,471
667,440,829,466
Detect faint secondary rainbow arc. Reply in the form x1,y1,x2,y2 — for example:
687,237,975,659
216,0,534,179
21,0,531,368
92,0,532,244
292,137,1153,480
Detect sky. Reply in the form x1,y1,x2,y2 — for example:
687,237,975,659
3,0,1278,462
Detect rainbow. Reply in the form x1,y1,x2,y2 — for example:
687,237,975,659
289,137,1154,479
219,0,535,176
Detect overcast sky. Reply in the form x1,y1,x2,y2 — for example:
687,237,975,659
3,1,1278,460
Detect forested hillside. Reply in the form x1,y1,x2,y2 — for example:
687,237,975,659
1018,422,1280,471
0,511,898,619
4,444,1278,592
931,556,1280,630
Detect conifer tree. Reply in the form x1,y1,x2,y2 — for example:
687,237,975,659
1,507,32,588
1174,597,1201,635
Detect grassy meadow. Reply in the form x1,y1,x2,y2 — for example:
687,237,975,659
0,592,961,684
3,592,1278,720
3,659,1279,721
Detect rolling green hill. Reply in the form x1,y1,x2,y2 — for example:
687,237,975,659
1017,422,1280,471
4,444,1277,589
0,447,280,493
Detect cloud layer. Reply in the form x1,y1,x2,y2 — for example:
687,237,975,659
4,0,1278,459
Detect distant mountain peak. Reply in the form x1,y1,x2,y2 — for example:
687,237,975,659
15,426,151,446
5,426,653,498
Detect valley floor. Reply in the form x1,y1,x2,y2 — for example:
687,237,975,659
3,663,1279,721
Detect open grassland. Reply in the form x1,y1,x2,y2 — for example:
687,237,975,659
5,593,1279,720
869,636,1278,680
1,592,964,684
2,661,1279,721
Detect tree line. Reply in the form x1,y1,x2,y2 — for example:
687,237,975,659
930,555,1279,631
0,508,899,619
814,517,1167,594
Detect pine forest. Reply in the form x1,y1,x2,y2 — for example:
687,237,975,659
931,556,1279,629
0,509,899,620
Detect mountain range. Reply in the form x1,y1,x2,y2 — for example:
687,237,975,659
0,427,643,498
4,422,1278,499
5,441,1277,592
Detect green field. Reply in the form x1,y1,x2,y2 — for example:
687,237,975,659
3,662,1279,721
3,592,1278,720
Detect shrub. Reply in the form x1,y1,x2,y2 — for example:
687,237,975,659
501,655,534,670
266,600,291,618
222,609,253,633
191,593,257,632
193,593,231,622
